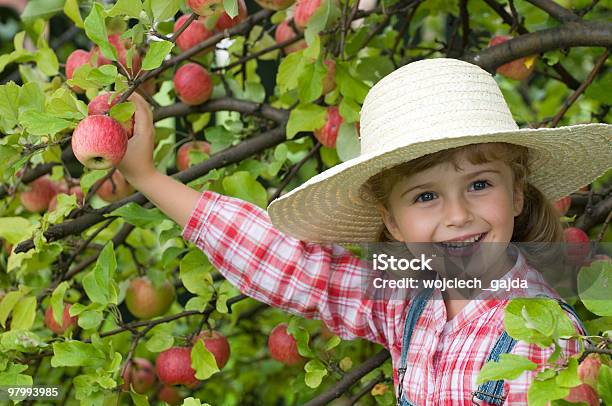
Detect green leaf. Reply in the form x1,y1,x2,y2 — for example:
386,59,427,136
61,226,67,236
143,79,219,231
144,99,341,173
84,3,116,62
64,0,84,28
80,169,107,196
0,288,29,329
20,110,73,136
336,62,370,103
50,282,70,326
107,202,168,228
277,51,307,94
0,330,48,352
109,101,135,122
336,122,360,162
476,354,537,384
77,310,103,330
287,319,315,358
286,104,327,139
21,0,64,21
304,359,327,388
527,376,569,406
10,296,36,331
150,0,181,21
598,364,612,406
130,391,150,406
297,60,325,103
223,0,238,18
0,217,34,245
35,48,59,76
324,335,341,351
192,340,220,380
180,250,214,296
51,341,107,368
141,40,174,71
88,65,119,86
578,259,612,316
222,171,268,209
109,0,143,18
83,242,118,305
555,357,581,388
145,331,174,353
0,82,20,131
0,363,33,387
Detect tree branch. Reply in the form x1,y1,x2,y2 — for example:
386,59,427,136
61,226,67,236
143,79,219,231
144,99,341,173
463,20,612,73
524,0,581,23
301,349,390,406
14,126,306,253
153,98,288,123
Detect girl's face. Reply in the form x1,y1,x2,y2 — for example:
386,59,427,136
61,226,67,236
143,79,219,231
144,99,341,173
379,156,524,246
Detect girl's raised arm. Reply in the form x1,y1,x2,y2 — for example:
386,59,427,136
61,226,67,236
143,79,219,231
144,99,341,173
118,94,393,347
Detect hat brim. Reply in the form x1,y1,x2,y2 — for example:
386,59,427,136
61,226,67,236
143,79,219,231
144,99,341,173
267,123,612,243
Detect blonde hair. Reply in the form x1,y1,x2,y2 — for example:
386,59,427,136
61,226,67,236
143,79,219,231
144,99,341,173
359,142,565,268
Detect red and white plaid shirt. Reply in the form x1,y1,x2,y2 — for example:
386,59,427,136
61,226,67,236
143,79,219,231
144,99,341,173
182,190,586,405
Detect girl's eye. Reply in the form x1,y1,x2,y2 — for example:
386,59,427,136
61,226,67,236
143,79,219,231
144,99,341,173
413,180,491,203
414,191,436,203
470,179,492,191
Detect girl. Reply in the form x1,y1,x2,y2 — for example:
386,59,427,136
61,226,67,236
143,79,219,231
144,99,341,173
119,58,611,404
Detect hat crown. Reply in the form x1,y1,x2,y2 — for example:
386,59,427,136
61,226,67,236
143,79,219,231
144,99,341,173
359,58,519,155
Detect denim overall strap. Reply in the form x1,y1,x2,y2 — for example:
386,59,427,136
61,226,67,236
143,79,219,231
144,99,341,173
397,286,434,406
472,330,518,405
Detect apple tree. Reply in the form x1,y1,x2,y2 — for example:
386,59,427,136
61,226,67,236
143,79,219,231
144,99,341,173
0,0,611,405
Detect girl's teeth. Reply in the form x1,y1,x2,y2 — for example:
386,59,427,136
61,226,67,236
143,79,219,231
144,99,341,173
442,233,484,247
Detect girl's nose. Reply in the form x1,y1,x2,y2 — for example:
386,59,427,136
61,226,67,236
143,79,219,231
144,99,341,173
443,196,474,227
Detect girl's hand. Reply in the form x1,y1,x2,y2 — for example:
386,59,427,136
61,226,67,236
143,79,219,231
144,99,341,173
117,92,156,185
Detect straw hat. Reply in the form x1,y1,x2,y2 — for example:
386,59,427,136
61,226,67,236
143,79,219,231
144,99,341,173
266,58,612,243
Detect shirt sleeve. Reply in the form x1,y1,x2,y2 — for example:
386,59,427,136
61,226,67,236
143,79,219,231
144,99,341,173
502,312,587,405
181,190,391,347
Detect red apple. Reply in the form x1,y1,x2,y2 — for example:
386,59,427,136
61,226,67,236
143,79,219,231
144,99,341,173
72,115,128,170
91,34,141,76
553,196,572,217
65,49,93,93
19,176,58,213
44,303,78,334
124,277,176,320
314,105,343,148
156,347,198,386
88,92,135,139
563,383,599,406
173,63,213,106
275,20,307,54
158,385,183,405
191,330,230,369
95,170,135,203
215,0,247,31
322,59,336,94
488,36,537,81
294,0,322,30
176,141,211,171
48,186,84,212
174,15,214,53
564,227,591,266
187,0,225,17
254,0,296,10
121,358,156,394
578,353,602,389
267,323,305,366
